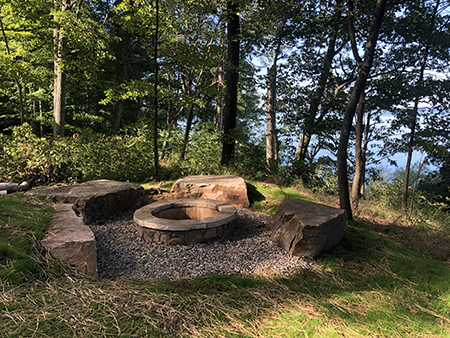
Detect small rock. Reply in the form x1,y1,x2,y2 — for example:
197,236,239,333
0,182,20,193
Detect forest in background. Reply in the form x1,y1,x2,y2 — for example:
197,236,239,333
1,0,450,220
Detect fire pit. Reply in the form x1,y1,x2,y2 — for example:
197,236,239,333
133,199,237,245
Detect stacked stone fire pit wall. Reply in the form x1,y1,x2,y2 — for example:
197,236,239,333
134,199,238,246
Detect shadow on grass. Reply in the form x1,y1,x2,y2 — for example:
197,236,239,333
150,218,450,336
246,182,266,205
359,214,450,261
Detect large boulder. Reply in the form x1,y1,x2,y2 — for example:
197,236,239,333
26,179,144,224
266,199,347,258
42,204,97,277
171,175,250,207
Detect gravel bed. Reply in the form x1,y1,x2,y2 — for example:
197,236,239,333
90,208,316,280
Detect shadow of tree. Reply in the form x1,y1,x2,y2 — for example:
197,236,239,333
358,214,450,261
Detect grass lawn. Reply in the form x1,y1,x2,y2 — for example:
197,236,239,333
1,184,450,337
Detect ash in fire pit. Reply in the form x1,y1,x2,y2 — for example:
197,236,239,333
133,199,237,246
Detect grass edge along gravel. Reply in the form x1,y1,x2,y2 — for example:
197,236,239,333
1,183,450,337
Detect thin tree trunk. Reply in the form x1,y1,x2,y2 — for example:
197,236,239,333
409,144,437,215
215,18,225,133
179,104,194,161
0,18,26,125
402,0,439,211
360,111,371,197
351,90,366,208
337,0,387,220
153,0,159,177
294,15,340,162
112,30,130,136
266,57,279,164
53,0,68,138
221,0,240,166
215,58,224,132
39,98,43,137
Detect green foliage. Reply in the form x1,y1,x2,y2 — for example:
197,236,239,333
0,123,155,183
366,171,404,210
0,193,54,285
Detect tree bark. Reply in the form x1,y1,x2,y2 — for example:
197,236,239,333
153,0,159,177
0,18,26,125
266,55,280,164
112,30,130,136
360,111,371,197
53,0,68,138
337,0,387,220
402,0,439,211
221,0,240,166
351,90,366,208
215,58,224,132
179,104,194,161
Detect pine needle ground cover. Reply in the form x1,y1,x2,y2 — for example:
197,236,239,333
1,184,450,337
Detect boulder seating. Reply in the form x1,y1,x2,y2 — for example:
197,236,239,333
266,199,347,258
171,175,250,207
42,204,97,277
26,179,145,224
27,180,145,276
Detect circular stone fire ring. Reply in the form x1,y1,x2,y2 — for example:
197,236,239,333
133,199,237,246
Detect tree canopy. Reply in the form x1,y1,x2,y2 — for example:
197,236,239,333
1,0,450,217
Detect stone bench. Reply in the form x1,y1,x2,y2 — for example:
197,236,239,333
27,179,145,276
26,179,145,224
266,199,347,258
42,204,97,277
171,175,250,207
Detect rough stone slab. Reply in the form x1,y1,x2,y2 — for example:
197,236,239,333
42,204,97,277
171,175,250,207
266,199,347,258
26,179,145,224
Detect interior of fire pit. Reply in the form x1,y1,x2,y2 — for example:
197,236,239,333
133,199,237,246
153,204,219,220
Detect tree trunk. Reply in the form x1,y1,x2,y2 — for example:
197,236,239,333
179,104,194,161
351,90,366,209
402,0,439,211
360,111,371,197
215,58,224,132
337,0,387,220
215,18,225,133
112,30,130,136
221,0,240,166
294,16,339,162
266,62,278,164
53,0,68,138
0,18,26,125
153,0,159,177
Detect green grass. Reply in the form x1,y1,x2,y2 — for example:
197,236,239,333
2,183,450,337
246,180,315,215
0,193,54,284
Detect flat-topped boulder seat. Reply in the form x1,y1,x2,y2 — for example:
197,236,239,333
267,199,347,258
42,204,97,277
25,179,144,224
134,199,237,246
171,175,250,207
